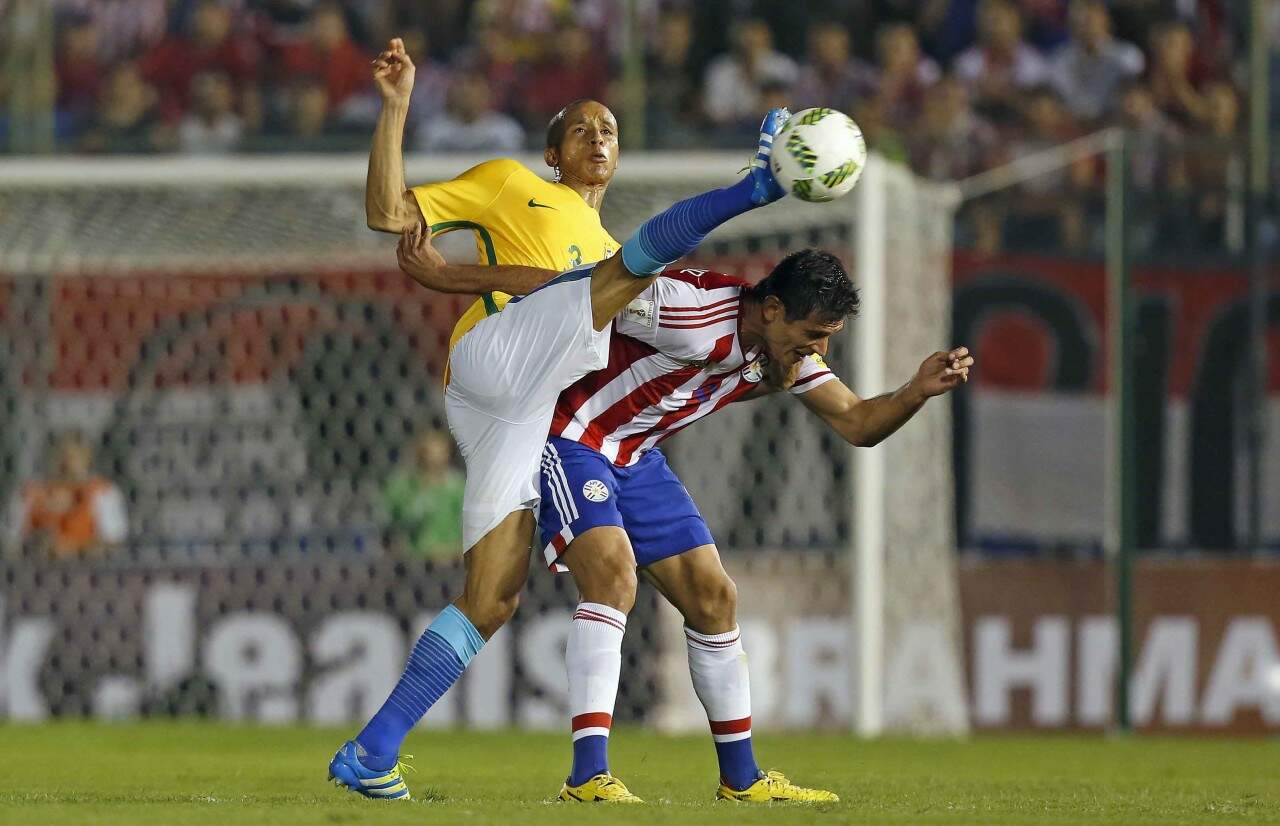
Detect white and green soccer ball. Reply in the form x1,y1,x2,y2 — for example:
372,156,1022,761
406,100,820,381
771,107,867,203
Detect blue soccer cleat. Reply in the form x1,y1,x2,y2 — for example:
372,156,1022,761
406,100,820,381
328,740,413,801
747,107,792,205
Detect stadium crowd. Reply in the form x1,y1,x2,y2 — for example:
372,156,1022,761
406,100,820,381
19,0,1262,252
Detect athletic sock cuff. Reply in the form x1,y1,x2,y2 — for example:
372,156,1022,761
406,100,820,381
685,625,742,650
432,604,486,666
573,602,628,629
621,232,670,276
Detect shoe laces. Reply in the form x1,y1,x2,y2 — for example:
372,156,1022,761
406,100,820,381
597,773,635,796
762,770,799,791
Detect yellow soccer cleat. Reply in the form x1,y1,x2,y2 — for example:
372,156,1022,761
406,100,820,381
717,770,839,803
558,773,644,803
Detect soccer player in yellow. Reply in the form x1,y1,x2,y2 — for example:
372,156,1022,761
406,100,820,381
331,37,632,802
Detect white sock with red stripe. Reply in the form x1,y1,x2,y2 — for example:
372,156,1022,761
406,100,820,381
566,602,626,786
686,625,761,790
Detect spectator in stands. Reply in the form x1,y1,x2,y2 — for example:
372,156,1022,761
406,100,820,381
520,24,609,132
792,21,877,114
1113,79,1186,252
79,63,172,153
910,76,1003,252
178,71,244,153
53,0,170,63
873,22,940,127
279,76,342,149
6,432,127,558
473,0,559,59
54,12,104,140
1118,80,1183,190
382,428,464,559
1180,81,1243,251
139,0,261,126
414,75,524,153
1147,19,1210,126
394,0,473,61
703,18,798,133
1006,87,1087,251
954,0,1050,124
401,30,452,134
289,72,326,126
251,0,313,29
279,2,372,124
452,23,521,114
909,75,1000,181
853,93,908,164
1049,0,1145,122
645,8,703,148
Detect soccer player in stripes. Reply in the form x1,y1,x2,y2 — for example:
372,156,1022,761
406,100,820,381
391,244,972,802
537,256,972,802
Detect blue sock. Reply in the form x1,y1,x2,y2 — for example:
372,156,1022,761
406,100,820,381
716,738,761,790
621,176,758,275
355,604,484,769
569,735,610,786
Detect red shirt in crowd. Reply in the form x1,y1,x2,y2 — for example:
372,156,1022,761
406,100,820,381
522,55,609,126
278,37,369,107
139,35,261,121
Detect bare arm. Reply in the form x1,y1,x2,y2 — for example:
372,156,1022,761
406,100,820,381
366,38,423,233
398,222,656,316
396,222,558,295
799,348,973,447
585,253,659,331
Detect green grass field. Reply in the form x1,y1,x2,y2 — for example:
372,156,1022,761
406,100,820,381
1,724,1276,825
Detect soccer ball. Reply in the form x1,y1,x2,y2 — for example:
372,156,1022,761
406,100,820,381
771,108,867,203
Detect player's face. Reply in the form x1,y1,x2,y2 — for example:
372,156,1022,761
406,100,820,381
763,306,844,369
551,102,619,186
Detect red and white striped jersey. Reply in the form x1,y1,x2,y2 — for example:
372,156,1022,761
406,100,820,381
550,268,837,467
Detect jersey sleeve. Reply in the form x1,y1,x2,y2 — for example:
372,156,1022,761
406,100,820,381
613,280,662,344
789,354,837,395
409,159,520,227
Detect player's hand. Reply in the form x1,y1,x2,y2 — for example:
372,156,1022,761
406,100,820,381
372,37,415,103
397,220,446,279
909,346,974,398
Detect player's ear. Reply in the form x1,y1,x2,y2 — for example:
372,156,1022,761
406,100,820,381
544,146,558,170
762,295,785,322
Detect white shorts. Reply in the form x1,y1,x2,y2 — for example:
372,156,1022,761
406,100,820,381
445,267,611,551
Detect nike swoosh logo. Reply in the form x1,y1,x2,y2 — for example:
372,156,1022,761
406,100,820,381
528,198,557,210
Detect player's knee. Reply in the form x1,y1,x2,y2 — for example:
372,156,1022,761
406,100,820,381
595,554,638,613
689,575,737,631
573,540,638,613
457,591,520,639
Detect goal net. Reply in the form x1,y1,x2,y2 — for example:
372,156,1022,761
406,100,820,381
0,153,964,735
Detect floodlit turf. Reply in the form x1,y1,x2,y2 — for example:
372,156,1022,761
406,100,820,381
0,723,1276,825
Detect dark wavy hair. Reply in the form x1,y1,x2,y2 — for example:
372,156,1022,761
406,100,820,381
748,249,859,322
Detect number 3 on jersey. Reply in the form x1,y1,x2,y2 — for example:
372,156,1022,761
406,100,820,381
567,244,583,268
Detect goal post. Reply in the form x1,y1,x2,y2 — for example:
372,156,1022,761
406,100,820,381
853,157,967,736
0,152,965,735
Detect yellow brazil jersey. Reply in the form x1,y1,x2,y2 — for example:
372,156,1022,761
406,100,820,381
410,159,619,358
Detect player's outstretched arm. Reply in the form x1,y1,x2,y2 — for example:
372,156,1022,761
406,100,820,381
397,223,557,295
800,347,974,447
366,37,424,233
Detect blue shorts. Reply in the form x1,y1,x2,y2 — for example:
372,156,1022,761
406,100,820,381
538,436,713,572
